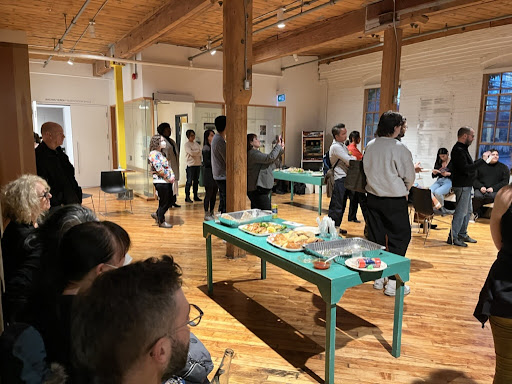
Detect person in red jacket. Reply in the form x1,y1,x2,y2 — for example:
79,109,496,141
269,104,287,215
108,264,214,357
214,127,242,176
342,131,364,222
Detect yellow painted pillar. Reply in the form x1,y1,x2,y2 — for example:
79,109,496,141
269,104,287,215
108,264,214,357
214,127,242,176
112,63,126,169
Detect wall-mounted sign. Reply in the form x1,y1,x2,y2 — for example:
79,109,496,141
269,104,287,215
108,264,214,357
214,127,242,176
277,94,286,102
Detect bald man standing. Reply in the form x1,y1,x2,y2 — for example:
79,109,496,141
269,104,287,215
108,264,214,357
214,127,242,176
36,122,82,208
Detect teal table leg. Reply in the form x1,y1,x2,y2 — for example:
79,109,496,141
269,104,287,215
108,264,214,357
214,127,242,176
206,235,213,295
290,181,294,201
325,302,336,384
318,185,323,216
392,274,404,357
261,259,266,280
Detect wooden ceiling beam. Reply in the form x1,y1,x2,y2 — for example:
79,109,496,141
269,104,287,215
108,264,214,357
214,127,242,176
318,15,512,65
94,0,215,76
253,0,485,64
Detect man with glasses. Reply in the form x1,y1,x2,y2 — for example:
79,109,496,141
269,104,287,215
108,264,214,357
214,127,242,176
72,256,204,384
36,121,82,209
449,127,491,247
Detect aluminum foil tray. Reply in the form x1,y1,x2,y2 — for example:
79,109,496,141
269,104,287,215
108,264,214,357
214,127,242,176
303,237,385,262
219,209,273,228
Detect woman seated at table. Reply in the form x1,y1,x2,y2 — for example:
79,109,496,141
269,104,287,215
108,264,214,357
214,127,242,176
429,147,454,215
474,185,512,383
247,134,284,210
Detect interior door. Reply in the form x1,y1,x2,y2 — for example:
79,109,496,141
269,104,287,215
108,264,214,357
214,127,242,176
70,105,110,187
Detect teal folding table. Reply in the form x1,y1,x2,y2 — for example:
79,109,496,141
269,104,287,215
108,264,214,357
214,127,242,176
203,220,410,384
273,170,325,215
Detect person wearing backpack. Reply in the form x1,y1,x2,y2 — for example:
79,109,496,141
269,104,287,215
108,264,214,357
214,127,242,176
327,124,356,234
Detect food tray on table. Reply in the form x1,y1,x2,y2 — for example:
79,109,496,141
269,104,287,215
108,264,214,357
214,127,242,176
219,209,273,228
303,237,385,263
267,231,323,252
238,222,288,236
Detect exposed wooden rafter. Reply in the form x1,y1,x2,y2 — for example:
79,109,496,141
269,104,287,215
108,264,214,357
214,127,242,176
253,0,485,64
94,0,215,76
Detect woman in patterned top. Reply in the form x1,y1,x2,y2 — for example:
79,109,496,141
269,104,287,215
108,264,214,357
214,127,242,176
149,135,176,228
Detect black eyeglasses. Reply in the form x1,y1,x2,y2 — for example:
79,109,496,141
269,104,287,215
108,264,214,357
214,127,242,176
39,190,51,199
186,303,203,327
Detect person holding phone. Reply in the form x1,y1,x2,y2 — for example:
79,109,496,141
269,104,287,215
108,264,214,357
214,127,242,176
429,147,453,215
247,134,284,210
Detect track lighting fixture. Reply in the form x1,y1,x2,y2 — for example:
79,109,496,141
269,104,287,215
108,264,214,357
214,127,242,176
67,58,74,65
277,8,285,29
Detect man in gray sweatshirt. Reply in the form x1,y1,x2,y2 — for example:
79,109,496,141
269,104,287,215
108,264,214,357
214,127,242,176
211,115,227,213
363,111,415,296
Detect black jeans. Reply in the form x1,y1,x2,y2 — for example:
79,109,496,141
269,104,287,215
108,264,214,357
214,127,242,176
185,166,201,198
204,184,218,213
366,193,410,281
247,187,272,210
154,183,175,223
472,190,497,216
341,190,363,221
215,179,227,213
328,178,347,227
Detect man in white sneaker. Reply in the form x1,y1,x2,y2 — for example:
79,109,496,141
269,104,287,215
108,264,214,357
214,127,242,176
363,111,416,296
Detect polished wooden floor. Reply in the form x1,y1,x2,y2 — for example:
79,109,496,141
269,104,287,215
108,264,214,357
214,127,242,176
84,187,497,384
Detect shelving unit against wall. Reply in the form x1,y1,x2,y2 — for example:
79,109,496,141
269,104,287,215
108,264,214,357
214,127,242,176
301,131,324,171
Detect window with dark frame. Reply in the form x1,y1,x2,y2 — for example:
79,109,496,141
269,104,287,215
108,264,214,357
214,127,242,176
478,72,512,169
363,88,380,147
362,87,400,147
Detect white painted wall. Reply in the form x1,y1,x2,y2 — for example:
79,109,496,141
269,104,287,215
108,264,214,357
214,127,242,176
319,24,512,186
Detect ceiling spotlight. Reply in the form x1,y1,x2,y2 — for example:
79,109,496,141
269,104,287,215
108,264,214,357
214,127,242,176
89,21,96,38
57,42,63,52
210,48,217,56
67,58,74,65
189,59,193,67
277,8,285,29
293,53,298,62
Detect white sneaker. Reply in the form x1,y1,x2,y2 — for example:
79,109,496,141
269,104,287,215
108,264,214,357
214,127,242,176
384,280,410,296
373,277,388,290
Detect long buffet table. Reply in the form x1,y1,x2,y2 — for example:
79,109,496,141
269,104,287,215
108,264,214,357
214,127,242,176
273,170,325,215
203,219,410,384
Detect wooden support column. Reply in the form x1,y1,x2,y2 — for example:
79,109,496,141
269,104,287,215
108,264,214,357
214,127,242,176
0,30,36,189
379,27,402,114
223,0,252,258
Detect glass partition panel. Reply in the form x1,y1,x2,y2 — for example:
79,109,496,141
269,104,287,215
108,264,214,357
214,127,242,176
124,98,154,197
194,103,224,144
247,106,284,154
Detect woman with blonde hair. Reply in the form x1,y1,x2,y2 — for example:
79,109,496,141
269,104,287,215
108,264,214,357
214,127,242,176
1,174,52,322
148,134,176,228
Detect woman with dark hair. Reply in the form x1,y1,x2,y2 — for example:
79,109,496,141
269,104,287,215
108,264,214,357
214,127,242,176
343,131,364,223
429,147,453,214
202,129,218,220
149,134,176,228
247,133,284,210
475,185,512,383
38,221,129,376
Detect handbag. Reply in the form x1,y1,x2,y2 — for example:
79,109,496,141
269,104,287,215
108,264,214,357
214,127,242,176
345,159,367,193
324,159,339,198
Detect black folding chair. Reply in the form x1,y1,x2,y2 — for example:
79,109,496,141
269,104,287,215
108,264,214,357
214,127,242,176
98,171,133,215
411,187,453,246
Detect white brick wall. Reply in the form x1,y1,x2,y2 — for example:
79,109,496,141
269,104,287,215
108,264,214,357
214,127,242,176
320,24,512,186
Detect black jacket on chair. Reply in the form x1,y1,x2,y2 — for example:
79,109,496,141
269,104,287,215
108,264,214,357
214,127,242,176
36,141,82,207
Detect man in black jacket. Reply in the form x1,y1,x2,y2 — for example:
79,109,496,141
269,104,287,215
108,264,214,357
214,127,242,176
36,122,82,209
449,126,491,247
472,149,510,219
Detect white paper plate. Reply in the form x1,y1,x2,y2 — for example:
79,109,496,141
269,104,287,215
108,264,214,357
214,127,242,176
238,223,288,237
293,226,320,235
266,235,303,252
344,257,387,272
